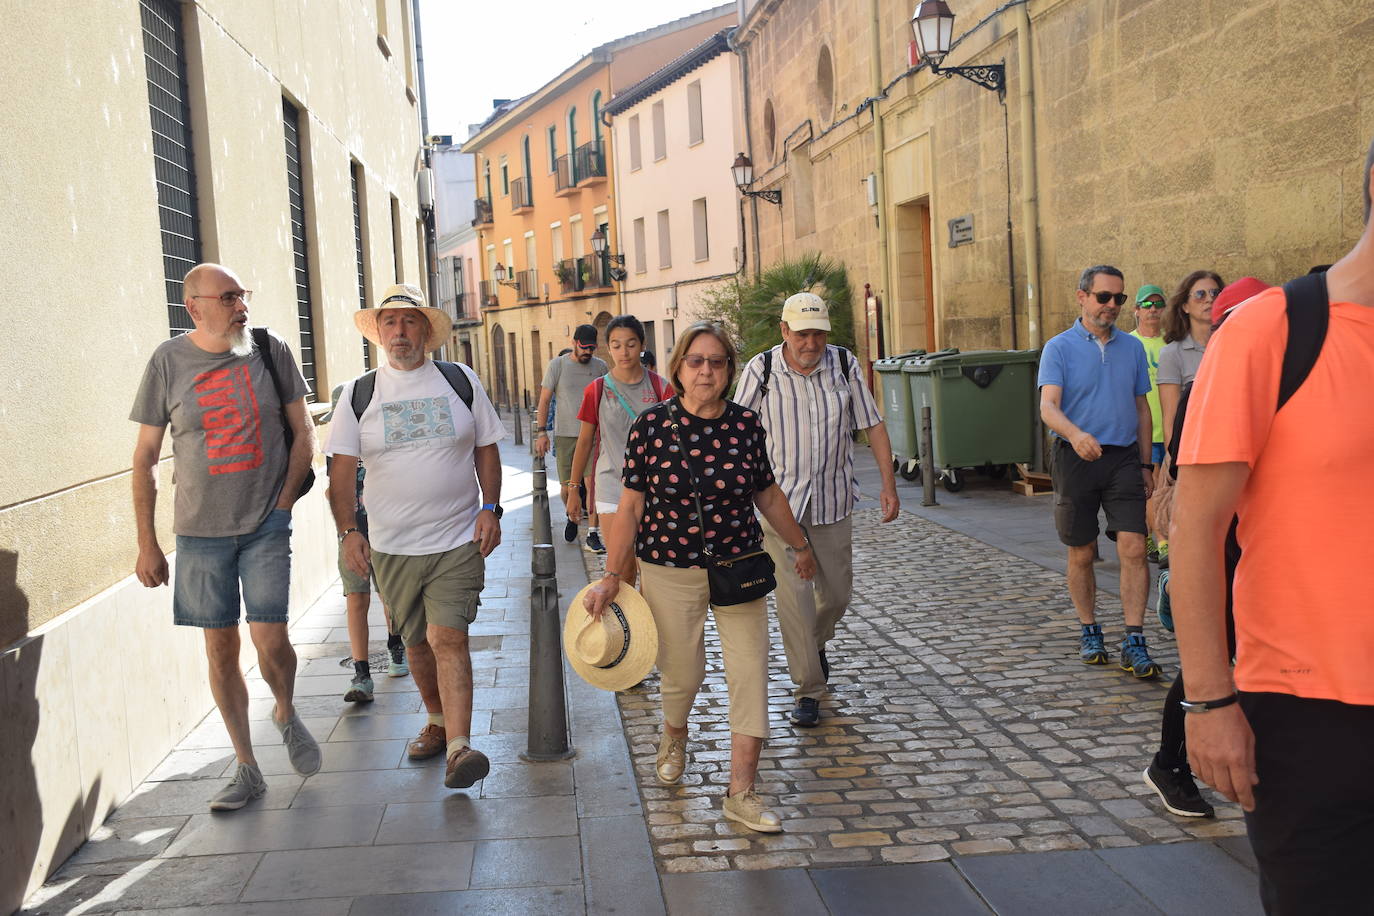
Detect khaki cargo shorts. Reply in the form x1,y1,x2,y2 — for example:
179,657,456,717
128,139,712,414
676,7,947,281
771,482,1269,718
370,542,484,647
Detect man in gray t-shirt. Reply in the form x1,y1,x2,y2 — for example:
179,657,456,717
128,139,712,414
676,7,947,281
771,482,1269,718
534,324,607,543
130,262,321,812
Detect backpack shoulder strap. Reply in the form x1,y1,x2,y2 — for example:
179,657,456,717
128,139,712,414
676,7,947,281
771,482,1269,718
837,346,851,382
1278,272,1329,411
650,370,670,401
350,369,378,420
434,361,475,412
759,348,773,397
251,328,284,402
594,375,607,415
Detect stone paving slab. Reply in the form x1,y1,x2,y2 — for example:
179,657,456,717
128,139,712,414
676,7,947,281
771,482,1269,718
593,505,1243,876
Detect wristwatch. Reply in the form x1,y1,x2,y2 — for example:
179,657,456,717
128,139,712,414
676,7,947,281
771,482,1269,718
1179,693,1239,714
1142,462,1155,470
481,502,504,519
788,535,812,553
338,527,360,543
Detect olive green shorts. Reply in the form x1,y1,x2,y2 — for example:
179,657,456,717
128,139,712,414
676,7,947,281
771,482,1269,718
555,435,580,489
370,542,484,647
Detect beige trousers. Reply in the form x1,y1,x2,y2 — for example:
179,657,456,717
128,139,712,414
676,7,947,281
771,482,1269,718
761,507,854,700
638,561,770,739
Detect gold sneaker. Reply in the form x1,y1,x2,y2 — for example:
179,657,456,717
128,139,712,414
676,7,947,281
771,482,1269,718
723,786,782,833
655,732,688,785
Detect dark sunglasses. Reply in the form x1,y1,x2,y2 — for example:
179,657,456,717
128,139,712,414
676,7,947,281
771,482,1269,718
1090,291,1128,306
1138,299,1167,309
1191,287,1222,301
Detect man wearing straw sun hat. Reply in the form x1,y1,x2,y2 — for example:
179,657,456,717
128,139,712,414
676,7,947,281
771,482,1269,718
326,283,507,790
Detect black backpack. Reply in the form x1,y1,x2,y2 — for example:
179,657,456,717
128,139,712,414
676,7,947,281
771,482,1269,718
349,361,475,420
758,345,852,398
252,328,315,499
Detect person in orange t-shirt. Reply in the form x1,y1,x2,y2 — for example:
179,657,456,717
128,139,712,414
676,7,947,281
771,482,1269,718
1170,136,1374,915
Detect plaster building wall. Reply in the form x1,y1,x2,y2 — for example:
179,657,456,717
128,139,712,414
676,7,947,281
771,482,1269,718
610,40,746,367
0,0,425,906
736,0,1374,362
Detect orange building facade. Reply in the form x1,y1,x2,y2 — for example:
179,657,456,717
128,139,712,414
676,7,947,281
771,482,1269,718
462,5,736,408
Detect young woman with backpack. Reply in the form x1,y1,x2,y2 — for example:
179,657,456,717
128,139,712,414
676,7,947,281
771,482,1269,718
565,315,672,574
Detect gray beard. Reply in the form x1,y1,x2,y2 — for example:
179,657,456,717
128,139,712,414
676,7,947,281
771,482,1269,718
228,323,253,358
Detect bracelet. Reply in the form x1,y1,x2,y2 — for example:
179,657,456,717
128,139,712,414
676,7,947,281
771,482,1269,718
603,571,621,579
1179,693,1240,714
338,527,360,543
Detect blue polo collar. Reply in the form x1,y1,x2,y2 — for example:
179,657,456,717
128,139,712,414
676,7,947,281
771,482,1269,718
1074,318,1121,343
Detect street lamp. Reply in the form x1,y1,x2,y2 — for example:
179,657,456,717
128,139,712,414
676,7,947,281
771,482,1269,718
492,263,519,288
731,153,782,206
911,0,1005,97
590,227,628,282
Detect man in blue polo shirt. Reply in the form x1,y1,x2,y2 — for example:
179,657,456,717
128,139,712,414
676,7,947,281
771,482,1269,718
1038,264,1160,678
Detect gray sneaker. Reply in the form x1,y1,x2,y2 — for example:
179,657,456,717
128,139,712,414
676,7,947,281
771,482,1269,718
209,763,266,811
275,710,322,775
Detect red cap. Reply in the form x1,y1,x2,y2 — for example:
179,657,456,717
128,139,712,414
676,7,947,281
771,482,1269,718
1211,277,1271,330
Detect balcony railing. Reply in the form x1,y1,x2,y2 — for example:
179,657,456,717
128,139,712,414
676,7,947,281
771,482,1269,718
516,269,539,301
453,292,472,321
554,154,577,195
510,177,532,212
555,257,585,294
579,254,612,289
573,140,606,185
472,197,493,227
479,279,500,308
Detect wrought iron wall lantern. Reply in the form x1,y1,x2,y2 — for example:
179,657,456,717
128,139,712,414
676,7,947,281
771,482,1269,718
731,153,782,206
911,0,1005,98
492,263,520,288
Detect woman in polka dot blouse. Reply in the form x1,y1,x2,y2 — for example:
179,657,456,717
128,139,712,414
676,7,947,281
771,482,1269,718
584,321,816,833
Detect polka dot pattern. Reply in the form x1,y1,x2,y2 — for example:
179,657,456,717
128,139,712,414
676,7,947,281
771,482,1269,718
622,398,776,568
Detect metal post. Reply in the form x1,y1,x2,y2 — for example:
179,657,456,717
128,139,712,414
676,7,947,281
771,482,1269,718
920,405,938,507
531,454,552,548
523,456,573,761
512,402,524,446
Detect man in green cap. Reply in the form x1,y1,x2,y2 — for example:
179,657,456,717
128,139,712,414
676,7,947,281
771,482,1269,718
1130,284,1167,564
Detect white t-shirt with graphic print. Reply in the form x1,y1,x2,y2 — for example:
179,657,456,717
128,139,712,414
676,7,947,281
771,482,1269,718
326,360,505,556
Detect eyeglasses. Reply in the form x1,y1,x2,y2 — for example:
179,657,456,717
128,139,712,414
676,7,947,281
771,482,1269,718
191,290,252,306
1138,299,1167,309
682,354,728,370
1190,288,1221,301
1090,291,1128,307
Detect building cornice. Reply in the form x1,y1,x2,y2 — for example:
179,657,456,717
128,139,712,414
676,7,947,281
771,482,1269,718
603,30,732,118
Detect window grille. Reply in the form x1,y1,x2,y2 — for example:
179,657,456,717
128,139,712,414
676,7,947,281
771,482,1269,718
282,98,318,400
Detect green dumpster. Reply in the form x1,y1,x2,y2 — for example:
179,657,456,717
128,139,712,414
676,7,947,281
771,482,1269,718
901,349,1040,490
873,351,927,471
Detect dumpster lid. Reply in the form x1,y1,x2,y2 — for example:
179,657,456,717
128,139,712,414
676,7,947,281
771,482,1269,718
874,350,927,367
901,348,1039,371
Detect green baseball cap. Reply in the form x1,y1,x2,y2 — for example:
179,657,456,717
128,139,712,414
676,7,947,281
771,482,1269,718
1135,284,1165,304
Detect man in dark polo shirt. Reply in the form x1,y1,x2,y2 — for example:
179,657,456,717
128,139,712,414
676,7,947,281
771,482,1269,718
1038,264,1160,678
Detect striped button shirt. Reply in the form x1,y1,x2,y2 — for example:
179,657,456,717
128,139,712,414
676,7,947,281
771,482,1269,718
735,344,883,525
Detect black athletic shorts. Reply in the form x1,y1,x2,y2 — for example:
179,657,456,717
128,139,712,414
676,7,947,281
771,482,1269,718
1049,440,1146,547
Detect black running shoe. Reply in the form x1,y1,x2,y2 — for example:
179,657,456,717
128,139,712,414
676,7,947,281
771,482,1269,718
585,530,606,554
789,697,820,727
563,518,578,542
1144,759,1214,818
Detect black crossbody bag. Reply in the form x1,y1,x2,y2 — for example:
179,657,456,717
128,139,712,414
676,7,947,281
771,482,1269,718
668,402,776,606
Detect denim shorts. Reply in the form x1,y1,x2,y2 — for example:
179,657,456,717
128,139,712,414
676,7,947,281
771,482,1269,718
173,508,293,628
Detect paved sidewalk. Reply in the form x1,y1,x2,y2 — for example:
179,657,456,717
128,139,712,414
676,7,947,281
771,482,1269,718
21,431,658,915
23,426,1263,915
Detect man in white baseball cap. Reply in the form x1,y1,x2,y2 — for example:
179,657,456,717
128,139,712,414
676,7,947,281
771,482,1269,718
735,291,900,728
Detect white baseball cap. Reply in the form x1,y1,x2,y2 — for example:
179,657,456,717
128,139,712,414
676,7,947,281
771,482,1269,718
781,291,831,331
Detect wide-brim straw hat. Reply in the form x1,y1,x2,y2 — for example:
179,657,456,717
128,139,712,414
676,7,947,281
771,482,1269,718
564,581,658,692
353,283,453,352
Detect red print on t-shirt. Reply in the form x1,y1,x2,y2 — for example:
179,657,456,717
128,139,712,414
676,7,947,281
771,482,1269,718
195,365,264,474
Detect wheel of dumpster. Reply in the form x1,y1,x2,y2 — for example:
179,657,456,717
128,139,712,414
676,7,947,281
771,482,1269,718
892,457,901,473
899,459,921,481
942,469,966,492
985,463,1008,480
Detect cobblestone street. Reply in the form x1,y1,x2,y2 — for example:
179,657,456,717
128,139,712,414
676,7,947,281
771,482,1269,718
588,500,1249,875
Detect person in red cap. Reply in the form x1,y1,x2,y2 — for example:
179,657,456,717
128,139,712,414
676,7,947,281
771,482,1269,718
1142,274,1271,820
1171,134,1374,913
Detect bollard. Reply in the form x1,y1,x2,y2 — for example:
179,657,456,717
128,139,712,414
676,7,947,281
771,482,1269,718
523,543,573,761
920,405,938,507
531,453,552,547
512,402,524,446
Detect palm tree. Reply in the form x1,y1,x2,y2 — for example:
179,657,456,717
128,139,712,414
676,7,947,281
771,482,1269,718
693,253,856,363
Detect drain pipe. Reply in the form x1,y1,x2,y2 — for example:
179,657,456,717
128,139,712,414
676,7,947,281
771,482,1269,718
1015,2,1043,348
869,0,894,356
729,27,763,281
